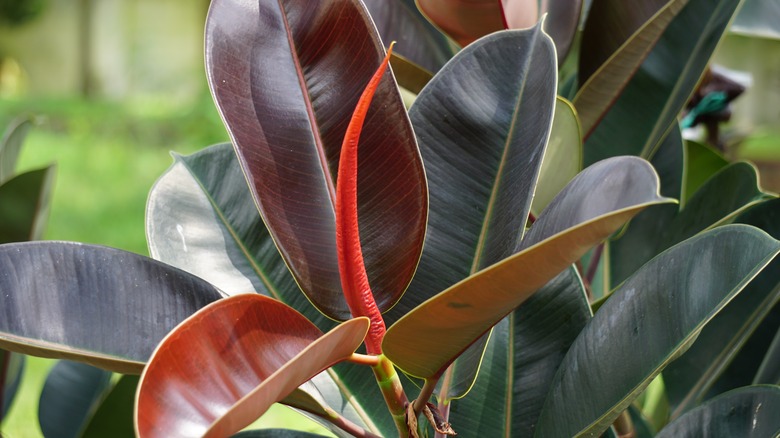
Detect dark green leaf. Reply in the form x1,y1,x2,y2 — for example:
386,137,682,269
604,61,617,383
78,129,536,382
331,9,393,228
447,267,591,436
38,360,112,438
146,144,396,436
534,225,780,437
656,386,780,437
206,0,426,321
384,23,558,398
576,0,690,139
664,198,780,417
0,166,55,243
81,375,139,438
0,242,224,373
584,0,742,165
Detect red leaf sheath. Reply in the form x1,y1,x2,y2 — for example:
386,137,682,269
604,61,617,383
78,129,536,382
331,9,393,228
335,43,395,355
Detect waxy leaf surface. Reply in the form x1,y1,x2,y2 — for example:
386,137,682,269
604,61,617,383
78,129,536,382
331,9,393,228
135,294,368,438
534,225,780,437
446,267,591,436
575,0,690,139
383,24,557,397
656,386,780,437
664,198,780,417
82,375,139,438
147,144,398,436
38,360,112,438
584,0,742,165
610,161,770,286
0,242,224,373
384,156,671,379
206,0,426,320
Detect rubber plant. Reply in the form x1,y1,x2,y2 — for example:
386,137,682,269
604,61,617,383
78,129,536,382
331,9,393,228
1,0,780,437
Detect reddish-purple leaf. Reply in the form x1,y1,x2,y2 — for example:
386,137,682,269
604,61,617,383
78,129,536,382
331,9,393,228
205,0,427,321
135,294,369,438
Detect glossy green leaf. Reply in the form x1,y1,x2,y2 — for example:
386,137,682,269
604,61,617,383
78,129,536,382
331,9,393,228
584,0,742,165
81,375,139,438
575,0,690,139
384,156,671,380
446,267,591,436
664,198,780,417
383,24,557,398
0,242,224,373
502,0,583,63
416,0,504,47
0,117,32,184
206,0,426,321
610,161,771,286
534,225,780,437
38,360,112,438
531,97,582,215
656,386,780,437
682,140,728,204
628,405,656,438
1,350,24,419
135,294,369,438
147,144,397,436
0,166,55,243
363,0,454,73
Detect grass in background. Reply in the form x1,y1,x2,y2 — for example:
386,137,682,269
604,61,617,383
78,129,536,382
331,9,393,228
1,94,228,255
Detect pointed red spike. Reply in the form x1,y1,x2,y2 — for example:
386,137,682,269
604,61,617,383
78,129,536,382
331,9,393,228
335,43,396,355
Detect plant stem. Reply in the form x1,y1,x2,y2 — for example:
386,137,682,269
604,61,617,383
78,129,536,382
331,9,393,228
433,402,451,438
348,353,381,367
412,377,439,413
371,355,410,437
315,408,383,438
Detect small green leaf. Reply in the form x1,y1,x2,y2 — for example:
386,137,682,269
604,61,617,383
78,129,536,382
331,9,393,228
531,97,582,215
